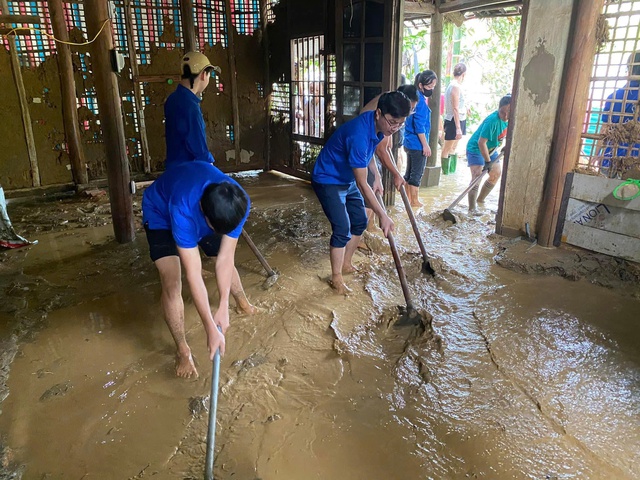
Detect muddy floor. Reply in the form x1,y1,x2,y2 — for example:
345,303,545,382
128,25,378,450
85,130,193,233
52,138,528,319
1,169,639,479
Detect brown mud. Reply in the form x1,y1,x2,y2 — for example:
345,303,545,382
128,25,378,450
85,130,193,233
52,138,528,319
0,170,639,479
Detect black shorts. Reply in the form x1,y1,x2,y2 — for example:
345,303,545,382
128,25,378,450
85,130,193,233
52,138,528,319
144,223,222,262
444,118,466,140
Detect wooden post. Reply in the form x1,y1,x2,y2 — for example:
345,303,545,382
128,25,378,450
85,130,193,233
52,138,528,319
223,0,241,166
180,0,196,53
382,0,403,206
537,0,604,247
49,0,88,185
85,0,135,243
1,0,40,187
259,0,271,171
427,1,443,168
124,0,151,173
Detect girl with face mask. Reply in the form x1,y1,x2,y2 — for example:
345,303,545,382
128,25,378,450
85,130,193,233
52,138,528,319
402,70,438,207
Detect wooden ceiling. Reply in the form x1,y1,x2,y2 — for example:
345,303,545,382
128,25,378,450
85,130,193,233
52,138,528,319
404,0,523,28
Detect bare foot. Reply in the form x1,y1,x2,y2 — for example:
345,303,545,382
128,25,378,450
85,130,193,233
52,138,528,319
236,302,262,315
411,200,423,208
328,277,352,295
357,238,370,251
175,351,198,378
342,263,359,275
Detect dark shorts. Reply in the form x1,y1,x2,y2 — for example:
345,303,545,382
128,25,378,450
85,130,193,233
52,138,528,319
403,148,427,187
444,118,466,140
144,223,222,262
312,181,367,248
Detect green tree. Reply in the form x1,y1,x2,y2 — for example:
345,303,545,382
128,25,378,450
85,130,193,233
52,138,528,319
468,17,521,111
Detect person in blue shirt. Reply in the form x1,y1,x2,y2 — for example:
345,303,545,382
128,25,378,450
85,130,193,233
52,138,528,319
312,91,412,295
142,161,254,378
465,95,511,212
360,85,419,193
599,51,640,176
403,70,438,207
164,52,217,169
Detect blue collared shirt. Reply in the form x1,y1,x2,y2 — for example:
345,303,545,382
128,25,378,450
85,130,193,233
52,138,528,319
312,111,384,184
403,90,431,151
164,84,215,168
601,80,640,158
142,161,249,247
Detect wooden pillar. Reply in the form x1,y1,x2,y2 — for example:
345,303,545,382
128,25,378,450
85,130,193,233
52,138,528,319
49,0,88,185
1,0,40,187
427,2,442,168
259,0,271,171
180,0,196,53
223,0,241,166
537,0,604,247
382,0,403,206
86,0,135,243
124,0,151,173
497,0,574,239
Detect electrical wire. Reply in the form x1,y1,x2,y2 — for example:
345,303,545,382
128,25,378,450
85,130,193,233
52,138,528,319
1,18,110,46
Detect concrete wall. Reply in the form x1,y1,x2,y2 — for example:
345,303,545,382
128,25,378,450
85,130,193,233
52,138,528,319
499,0,574,237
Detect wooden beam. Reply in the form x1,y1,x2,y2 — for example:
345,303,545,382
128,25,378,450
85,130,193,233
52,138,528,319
439,0,518,14
180,0,197,52
427,3,443,168
133,74,181,83
0,14,41,24
496,0,528,236
1,0,40,187
404,1,436,16
49,0,88,185
85,0,135,243
124,0,152,174
497,0,574,238
223,0,241,166
0,28,32,36
259,0,271,171
537,0,604,247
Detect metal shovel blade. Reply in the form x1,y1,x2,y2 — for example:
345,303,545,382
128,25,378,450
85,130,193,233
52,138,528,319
394,305,423,327
442,208,458,224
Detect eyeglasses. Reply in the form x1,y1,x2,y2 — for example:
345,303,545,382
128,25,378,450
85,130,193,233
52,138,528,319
381,114,405,129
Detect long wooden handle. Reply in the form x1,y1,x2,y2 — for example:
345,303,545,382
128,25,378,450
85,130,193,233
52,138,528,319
375,193,414,310
399,185,430,264
242,229,276,276
446,171,487,211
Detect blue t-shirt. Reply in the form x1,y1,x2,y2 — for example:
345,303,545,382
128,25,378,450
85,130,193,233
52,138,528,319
312,111,384,184
403,90,432,151
164,84,215,168
467,111,508,155
142,161,249,248
601,80,640,158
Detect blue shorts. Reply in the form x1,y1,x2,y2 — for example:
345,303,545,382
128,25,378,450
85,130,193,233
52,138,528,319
312,181,368,248
466,150,500,167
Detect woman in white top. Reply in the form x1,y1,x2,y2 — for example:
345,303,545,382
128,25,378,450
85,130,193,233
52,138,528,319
441,63,468,174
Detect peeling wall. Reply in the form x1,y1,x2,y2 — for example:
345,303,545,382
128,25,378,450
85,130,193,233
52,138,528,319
140,36,267,173
0,50,31,189
501,0,574,237
0,22,268,191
